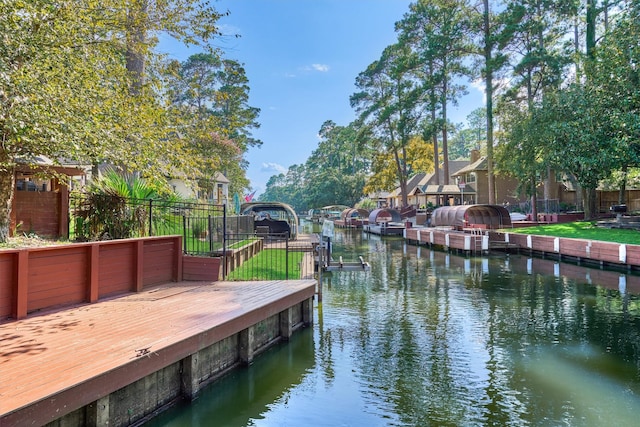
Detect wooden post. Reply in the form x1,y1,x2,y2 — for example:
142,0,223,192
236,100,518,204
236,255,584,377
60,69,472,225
86,396,109,427
58,183,69,238
239,326,255,365
181,354,200,400
302,297,313,325
134,240,144,292
88,244,99,303
174,236,183,282
280,307,293,340
14,250,29,320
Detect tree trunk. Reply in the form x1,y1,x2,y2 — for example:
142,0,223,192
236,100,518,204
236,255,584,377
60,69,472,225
530,176,538,222
431,108,440,186
126,2,149,95
483,0,496,205
583,187,598,220
442,68,449,185
0,156,16,243
618,166,628,205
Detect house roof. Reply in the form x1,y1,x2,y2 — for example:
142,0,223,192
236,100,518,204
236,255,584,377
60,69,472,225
453,156,487,176
213,172,230,184
16,155,85,177
388,159,479,198
422,184,474,194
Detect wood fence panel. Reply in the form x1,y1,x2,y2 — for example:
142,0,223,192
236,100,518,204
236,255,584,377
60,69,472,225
182,256,221,281
27,247,87,312
12,191,61,238
143,239,176,286
99,242,136,297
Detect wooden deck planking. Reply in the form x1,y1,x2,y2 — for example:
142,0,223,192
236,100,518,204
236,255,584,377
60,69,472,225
0,279,316,419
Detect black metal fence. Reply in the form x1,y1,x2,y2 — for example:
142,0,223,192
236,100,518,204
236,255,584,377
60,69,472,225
69,193,238,256
68,193,302,280
223,232,300,281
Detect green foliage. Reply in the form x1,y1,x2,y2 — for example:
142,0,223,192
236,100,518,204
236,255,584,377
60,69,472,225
164,53,261,197
260,121,370,210
355,198,377,210
73,170,177,240
0,0,229,242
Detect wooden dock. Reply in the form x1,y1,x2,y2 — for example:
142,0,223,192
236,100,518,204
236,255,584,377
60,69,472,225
0,279,316,426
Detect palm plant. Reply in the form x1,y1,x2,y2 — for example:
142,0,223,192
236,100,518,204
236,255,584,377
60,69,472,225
74,169,165,240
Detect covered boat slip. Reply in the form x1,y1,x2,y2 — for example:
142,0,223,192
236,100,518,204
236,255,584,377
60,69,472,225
0,279,315,427
241,202,300,239
431,204,512,230
364,208,405,236
334,208,370,228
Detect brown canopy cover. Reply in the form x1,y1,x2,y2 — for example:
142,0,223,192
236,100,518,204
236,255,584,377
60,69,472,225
368,208,402,224
340,208,370,220
431,205,512,229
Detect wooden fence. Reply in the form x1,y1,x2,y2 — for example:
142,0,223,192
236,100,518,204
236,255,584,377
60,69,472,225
0,236,186,320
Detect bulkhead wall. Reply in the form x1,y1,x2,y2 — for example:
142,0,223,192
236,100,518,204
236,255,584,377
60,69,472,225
44,303,308,427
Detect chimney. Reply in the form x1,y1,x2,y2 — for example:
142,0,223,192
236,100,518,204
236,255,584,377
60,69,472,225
470,149,480,163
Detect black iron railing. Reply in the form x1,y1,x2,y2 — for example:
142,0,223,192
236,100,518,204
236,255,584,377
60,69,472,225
223,232,301,280
68,194,302,280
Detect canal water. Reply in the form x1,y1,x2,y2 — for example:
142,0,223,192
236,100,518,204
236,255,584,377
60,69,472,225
146,226,640,426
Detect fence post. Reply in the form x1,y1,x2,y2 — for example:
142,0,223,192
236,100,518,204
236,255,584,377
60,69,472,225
208,215,213,253
285,235,289,280
222,204,227,278
148,199,153,236
183,215,188,254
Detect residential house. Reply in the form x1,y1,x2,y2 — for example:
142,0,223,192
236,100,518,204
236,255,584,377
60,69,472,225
388,160,468,208
169,172,230,204
451,152,521,206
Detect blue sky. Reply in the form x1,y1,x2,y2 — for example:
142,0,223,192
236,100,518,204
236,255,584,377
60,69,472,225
161,0,483,196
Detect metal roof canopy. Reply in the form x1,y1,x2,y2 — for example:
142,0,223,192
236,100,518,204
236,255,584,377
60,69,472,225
368,208,402,224
240,202,299,238
340,208,370,220
431,204,511,229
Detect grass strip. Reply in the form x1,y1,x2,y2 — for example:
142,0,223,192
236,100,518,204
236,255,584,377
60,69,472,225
227,249,304,281
504,221,640,245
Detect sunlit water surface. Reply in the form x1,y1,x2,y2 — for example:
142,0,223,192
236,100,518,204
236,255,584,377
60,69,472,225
146,225,640,426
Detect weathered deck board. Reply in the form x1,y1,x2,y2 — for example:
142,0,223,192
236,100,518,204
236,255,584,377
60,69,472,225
0,279,316,422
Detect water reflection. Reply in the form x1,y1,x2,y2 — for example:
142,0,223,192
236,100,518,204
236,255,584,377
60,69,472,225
148,227,640,427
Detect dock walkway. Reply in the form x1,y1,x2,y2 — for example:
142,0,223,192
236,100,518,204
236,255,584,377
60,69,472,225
0,279,316,426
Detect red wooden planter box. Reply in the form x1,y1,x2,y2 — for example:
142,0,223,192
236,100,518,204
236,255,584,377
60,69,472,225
182,256,221,281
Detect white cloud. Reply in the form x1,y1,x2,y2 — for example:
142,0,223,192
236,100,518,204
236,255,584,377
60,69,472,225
311,63,329,72
300,63,330,73
261,162,287,174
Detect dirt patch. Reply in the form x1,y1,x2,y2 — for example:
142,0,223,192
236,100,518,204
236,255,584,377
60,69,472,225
0,236,71,250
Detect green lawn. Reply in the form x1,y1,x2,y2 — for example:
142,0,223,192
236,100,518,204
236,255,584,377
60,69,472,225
226,249,304,281
504,221,640,245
